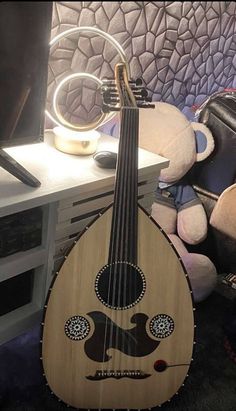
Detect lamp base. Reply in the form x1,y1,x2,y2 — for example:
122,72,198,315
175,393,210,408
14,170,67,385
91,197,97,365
53,127,100,155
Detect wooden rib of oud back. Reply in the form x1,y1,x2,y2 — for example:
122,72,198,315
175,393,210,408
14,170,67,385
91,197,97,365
42,205,194,409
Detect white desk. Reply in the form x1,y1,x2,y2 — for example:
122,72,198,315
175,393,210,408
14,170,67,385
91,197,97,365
0,131,168,344
0,131,168,217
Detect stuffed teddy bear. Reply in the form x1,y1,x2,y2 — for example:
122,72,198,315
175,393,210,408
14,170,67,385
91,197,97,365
138,102,217,303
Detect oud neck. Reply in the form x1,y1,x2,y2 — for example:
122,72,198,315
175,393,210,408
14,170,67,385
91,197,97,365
108,107,139,265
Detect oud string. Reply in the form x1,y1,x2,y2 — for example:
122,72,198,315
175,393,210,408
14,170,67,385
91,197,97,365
122,108,131,365
125,108,131,366
119,107,132,371
132,108,139,368
125,108,138,370
135,109,140,373
100,107,122,385
101,197,117,369
115,107,130,373
105,106,127,374
127,107,137,359
112,108,124,374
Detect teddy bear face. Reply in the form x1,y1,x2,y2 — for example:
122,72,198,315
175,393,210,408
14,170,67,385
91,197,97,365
139,102,211,183
157,122,197,183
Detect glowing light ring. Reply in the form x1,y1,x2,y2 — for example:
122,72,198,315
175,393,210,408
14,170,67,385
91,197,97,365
52,72,107,132
46,26,129,131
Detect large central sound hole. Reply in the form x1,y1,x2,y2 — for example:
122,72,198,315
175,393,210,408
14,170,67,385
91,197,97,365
95,262,146,310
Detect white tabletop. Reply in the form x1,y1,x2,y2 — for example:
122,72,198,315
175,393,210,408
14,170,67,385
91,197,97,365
0,131,168,217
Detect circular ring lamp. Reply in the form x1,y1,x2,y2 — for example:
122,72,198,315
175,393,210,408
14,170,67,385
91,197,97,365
45,26,129,155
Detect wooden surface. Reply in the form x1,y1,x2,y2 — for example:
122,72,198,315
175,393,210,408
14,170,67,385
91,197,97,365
0,131,168,217
42,206,194,409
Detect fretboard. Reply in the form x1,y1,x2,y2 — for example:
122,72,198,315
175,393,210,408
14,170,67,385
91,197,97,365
108,107,139,265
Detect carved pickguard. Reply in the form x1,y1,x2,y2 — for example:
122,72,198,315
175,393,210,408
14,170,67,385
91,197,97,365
85,311,160,362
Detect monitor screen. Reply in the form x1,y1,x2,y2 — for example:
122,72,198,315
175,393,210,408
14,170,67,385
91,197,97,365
0,2,52,148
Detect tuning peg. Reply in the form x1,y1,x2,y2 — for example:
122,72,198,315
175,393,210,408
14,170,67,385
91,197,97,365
132,93,152,102
102,87,118,94
129,78,143,86
137,103,155,109
101,79,117,90
102,78,115,83
103,97,120,105
105,92,119,98
133,94,152,104
130,86,152,102
102,103,120,114
101,89,119,104
101,84,117,91
131,87,147,95
141,96,152,102
108,98,120,104
140,88,148,98
136,78,143,86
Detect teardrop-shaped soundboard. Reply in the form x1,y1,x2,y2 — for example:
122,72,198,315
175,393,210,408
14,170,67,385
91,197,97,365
42,204,194,409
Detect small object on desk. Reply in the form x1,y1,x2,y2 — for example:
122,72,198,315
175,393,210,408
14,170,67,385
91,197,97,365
93,150,117,169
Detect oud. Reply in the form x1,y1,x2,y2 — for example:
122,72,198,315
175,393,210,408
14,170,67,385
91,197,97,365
42,62,194,409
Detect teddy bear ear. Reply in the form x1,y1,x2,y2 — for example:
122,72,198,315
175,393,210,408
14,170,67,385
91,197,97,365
191,122,215,162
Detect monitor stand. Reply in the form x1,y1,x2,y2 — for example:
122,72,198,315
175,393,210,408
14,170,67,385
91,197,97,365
0,148,41,187
0,76,41,188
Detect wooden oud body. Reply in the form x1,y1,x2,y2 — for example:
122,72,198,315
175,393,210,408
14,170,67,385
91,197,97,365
42,205,194,409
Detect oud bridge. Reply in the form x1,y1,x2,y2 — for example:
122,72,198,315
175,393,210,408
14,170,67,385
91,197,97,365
86,369,151,380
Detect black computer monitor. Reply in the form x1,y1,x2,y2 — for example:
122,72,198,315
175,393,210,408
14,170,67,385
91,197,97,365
0,2,52,187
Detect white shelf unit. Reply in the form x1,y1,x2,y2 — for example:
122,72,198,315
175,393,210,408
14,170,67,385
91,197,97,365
0,203,56,345
0,131,169,344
